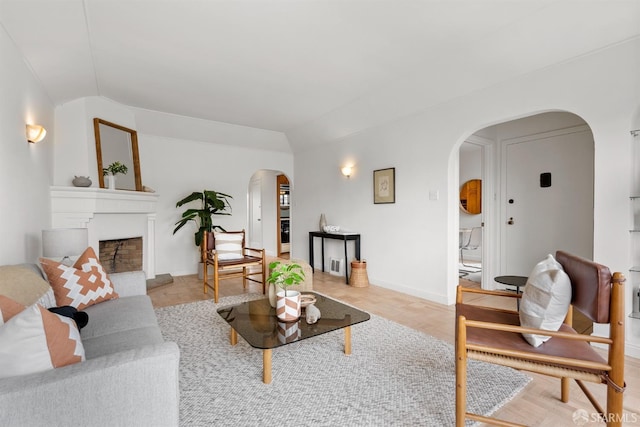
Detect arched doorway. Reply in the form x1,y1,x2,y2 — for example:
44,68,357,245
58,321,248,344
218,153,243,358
247,169,292,258
457,111,594,291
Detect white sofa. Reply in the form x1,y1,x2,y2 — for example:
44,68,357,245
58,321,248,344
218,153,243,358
0,264,180,427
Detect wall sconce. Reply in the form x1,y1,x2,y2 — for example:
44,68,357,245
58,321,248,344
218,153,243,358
341,166,353,178
26,124,47,143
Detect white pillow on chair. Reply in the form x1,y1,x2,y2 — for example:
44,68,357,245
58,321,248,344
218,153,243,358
519,254,572,347
214,232,244,260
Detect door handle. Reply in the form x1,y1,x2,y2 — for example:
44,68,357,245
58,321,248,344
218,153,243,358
507,217,514,225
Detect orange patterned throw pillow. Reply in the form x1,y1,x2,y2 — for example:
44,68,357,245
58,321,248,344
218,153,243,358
0,300,85,379
40,247,119,310
0,295,25,324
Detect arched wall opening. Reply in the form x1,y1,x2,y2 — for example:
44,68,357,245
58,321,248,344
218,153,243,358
247,169,293,258
451,111,595,303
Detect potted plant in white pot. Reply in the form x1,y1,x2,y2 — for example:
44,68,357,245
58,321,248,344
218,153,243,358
173,189,233,278
267,261,305,322
103,161,128,190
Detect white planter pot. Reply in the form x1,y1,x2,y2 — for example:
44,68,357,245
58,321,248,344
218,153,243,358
197,262,214,280
107,173,116,190
276,290,301,322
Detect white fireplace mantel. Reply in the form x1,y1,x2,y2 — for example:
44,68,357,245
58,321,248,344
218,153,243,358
50,186,159,279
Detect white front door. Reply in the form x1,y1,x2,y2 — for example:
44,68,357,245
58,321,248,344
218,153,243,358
502,127,594,275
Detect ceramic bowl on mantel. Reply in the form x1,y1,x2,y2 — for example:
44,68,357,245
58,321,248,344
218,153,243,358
72,176,92,187
323,225,340,233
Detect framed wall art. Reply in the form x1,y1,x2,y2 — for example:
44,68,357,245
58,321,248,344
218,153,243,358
373,167,395,204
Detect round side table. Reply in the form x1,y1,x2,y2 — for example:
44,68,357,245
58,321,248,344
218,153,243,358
494,275,527,310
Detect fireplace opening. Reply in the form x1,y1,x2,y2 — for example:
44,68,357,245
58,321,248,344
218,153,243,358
99,237,143,274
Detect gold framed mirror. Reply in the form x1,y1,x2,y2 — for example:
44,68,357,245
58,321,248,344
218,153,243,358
460,179,481,214
93,118,142,191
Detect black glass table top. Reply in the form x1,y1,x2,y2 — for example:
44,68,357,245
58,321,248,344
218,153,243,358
217,292,370,350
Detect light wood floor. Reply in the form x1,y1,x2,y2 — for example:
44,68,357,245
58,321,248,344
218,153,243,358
148,271,640,426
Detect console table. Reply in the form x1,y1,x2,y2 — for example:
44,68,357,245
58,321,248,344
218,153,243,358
309,231,361,284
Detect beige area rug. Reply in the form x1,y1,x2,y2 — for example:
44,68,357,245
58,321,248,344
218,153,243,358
155,294,530,426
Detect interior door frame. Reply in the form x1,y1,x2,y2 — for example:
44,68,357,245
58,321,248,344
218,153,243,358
463,135,496,289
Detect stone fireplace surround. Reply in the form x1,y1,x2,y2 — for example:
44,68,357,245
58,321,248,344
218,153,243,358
50,186,158,279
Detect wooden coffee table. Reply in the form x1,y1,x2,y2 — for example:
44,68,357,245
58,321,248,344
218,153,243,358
217,292,370,383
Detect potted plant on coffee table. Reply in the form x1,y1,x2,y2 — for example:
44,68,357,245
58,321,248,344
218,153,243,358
173,189,233,278
267,261,305,322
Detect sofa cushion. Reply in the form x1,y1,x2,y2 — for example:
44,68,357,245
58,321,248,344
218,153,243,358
0,302,85,379
81,295,158,340
82,326,165,359
40,247,119,310
519,254,572,347
0,265,51,307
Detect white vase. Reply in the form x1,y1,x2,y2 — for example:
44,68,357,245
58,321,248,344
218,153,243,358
107,173,116,190
276,290,301,322
319,213,327,231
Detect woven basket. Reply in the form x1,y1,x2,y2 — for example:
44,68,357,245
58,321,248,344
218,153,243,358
350,260,369,288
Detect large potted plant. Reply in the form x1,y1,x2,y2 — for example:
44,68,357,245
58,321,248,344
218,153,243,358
267,261,305,322
173,190,233,277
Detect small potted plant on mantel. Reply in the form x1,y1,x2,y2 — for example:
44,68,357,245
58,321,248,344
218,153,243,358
267,261,305,322
102,161,128,190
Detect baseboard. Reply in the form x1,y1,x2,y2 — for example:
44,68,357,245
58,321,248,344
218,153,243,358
371,277,449,305
626,341,640,359
592,336,640,360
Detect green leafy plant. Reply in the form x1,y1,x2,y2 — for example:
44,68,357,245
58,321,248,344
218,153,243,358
102,161,128,176
267,261,305,296
173,190,233,247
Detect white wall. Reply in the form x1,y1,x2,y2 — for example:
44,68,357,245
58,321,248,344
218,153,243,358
139,134,293,275
0,25,54,264
291,38,640,356
54,97,137,187
52,97,293,276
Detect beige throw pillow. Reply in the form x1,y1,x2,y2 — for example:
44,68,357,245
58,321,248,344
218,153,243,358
0,265,51,307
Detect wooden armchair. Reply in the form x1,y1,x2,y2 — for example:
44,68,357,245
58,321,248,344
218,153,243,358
202,230,266,303
456,251,626,426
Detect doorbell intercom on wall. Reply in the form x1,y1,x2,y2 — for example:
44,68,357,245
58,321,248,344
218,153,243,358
540,172,552,188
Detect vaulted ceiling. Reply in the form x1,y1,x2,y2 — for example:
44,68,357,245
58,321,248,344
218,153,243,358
1,0,639,150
